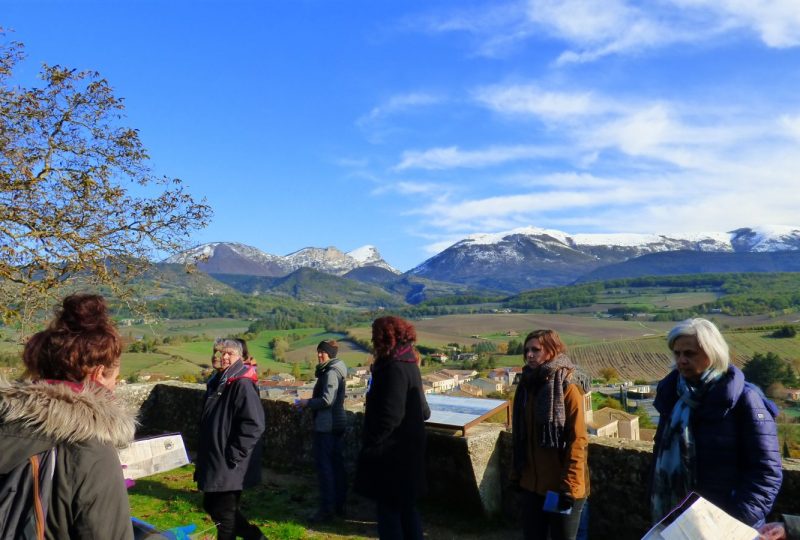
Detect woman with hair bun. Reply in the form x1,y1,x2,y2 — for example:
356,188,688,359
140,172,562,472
0,293,135,539
355,316,430,540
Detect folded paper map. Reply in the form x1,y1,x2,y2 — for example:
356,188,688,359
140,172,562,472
118,433,190,480
642,492,759,540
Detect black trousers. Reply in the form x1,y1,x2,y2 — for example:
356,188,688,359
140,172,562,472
375,499,424,540
520,490,586,540
202,490,262,540
313,431,347,514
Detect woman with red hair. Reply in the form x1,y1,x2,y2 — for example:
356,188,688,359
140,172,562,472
512,329,589,540
355,316,430,540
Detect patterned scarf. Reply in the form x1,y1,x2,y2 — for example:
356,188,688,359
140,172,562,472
651,368,723,523
534,353,576,449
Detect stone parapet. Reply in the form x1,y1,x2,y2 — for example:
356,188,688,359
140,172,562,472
120,382,800,539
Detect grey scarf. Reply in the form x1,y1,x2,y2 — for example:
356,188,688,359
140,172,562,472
535,353,576,449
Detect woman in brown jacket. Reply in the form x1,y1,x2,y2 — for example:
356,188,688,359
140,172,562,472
511,329,589,540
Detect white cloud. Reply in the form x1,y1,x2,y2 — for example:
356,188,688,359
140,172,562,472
369,179,452,199
779,114,800,141
469,83,796,172
395,144,562,170
421,0,800,64
358,92,443,126
506,172,630,189
590,104,675,156
412,2,537,57
473,84,605,119
672,0,800,47
413,182,671,232
527,0,642,46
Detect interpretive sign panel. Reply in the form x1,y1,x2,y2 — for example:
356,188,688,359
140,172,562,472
118,433,190,480
641,492,758,540
425,395,510,435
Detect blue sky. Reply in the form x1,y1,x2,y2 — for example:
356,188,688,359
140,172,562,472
5,0,800,271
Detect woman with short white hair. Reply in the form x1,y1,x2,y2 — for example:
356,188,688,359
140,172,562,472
651,318,783,528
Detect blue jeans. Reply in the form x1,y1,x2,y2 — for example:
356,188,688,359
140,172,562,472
376,499,424,540
520,490,586,540
313,431,347,514
576,499,589,540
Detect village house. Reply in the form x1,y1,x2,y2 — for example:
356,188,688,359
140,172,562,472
439,368,477,385
257,379,304,395
587,406,641,441
346,366,370,386
348,366,370,378
459,382,482,397
461,377,504,397
429,352,449,363
421,372,458,394
268,372,296,383
488,366,523,387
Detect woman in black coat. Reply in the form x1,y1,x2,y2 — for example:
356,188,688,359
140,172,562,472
355,316,431,540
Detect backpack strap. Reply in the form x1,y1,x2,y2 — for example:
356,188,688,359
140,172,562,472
0,447,56,540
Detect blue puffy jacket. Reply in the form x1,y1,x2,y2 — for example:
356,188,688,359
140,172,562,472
652,365,782,526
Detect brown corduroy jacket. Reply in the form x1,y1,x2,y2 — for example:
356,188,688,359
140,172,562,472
518,383,590,499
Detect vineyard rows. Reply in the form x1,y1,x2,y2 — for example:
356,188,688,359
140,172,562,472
571,339,673,382
570,332,800,382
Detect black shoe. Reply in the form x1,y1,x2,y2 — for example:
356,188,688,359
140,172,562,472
308,510,335,524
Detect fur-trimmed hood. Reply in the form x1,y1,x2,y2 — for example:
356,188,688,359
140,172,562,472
0,379,137,473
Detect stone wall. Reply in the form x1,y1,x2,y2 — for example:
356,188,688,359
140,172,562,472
121,382,800,540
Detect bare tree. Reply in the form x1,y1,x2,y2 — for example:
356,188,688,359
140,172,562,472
0,32,211,326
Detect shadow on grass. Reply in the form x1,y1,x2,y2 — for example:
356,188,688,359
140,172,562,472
128,466,378,539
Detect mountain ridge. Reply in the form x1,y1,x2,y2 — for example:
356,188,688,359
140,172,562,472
164,226,800,294
409,225,800,292
165,242,398,277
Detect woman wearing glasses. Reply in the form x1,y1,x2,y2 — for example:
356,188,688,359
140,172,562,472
511,329,589,540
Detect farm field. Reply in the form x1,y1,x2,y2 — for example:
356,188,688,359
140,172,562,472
122,313,800,381
590,290,720,309
119,353,187,378
348,313,673,349
7,311,800,383
120,318,251,339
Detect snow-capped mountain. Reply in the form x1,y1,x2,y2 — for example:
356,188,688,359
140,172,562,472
284,246,397,275
165,242,398,277
164,242,291,276
165,226,800,292
410,226,800,292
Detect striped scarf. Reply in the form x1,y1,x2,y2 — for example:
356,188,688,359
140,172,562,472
651,368,723,523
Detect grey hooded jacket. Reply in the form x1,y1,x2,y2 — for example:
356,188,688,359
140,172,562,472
308,359,347,433
0,380,136,540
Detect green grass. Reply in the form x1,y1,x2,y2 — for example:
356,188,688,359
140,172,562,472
128,465,372,539
128,465,515,540
120,353,180,377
